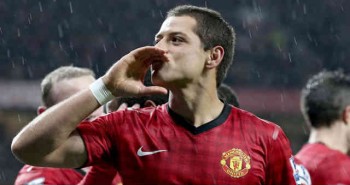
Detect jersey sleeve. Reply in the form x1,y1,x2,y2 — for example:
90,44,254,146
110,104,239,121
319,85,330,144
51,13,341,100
78,163,121,185
77,112,122,167
14,166,83,185
265,126,298,185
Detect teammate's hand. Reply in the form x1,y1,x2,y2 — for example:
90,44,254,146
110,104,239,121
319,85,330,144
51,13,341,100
102,46,168,97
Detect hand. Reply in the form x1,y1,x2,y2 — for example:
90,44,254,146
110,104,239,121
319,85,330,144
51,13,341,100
102,46,168,97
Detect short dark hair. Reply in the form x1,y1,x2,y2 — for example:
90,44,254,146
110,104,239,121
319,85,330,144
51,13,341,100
301,70,350,128
218,84,239,107
41,66,95,107
167,5,236,87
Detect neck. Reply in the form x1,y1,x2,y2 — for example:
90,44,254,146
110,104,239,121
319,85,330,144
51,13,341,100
308,120,349,154
168,81,224,128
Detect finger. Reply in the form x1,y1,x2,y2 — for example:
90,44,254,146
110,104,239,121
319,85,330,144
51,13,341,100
117,103,128,111
140,86,168,96
131,104,140,109
133,47,168,65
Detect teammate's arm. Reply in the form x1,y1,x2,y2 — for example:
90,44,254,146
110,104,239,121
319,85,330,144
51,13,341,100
12,89,99,168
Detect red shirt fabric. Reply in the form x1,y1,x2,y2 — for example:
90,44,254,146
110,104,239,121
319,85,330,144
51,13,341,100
14,165,84,185
296,143,350,185
78,163,122,185
77,104,298,185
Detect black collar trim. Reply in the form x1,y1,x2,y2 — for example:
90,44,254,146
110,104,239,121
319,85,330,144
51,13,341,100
167,104,231,135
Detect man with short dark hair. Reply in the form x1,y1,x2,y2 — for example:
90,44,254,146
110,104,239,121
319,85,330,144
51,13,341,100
12,5,303,185
296,70,350,185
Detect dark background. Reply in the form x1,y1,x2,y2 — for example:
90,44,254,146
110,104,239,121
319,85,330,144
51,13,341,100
1,0,349,184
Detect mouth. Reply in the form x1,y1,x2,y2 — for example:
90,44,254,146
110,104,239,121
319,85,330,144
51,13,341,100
151,60,163,71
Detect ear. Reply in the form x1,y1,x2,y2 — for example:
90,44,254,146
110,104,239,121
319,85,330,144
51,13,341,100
37,106,47,115
342,105,350,124
205,46,224,69
144,100,157,107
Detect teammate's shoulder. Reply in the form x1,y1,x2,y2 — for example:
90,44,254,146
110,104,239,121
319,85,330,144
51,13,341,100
232,106,279,126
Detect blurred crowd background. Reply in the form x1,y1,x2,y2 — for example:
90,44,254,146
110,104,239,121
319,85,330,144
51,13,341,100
1,0,349,184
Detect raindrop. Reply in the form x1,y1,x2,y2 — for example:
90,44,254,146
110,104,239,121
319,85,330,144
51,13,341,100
27,66,33,78
103,44,107,52
95,64,100,73
204,1,207,7
18,114,21,123
307,32,312,41
38,1,43,12
97,18,103,25
293,36,298,46
59,41,63,50
0,27,2,35
87,55,92,66
11,60,15,68
22,56,25,65
17,28,21,37
280,92,285,103
303,4,307,14
151,10,156,18
272,128,279,140
7,49,10,58
288,53,292,63
159,10,164,18
248,29,252,38
335,34,340,41
28,17,31,24
113,41,117,48
58,24,63,38
69,1,74,14
256,71,261,78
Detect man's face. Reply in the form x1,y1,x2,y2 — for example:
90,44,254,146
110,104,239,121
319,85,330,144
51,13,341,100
50,75,104,120
152,16,209,87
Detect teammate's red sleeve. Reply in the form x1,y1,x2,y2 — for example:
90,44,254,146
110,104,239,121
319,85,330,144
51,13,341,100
78,163,122,185
14,166,83,185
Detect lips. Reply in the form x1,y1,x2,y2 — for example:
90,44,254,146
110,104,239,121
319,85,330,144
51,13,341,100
151,60,163,71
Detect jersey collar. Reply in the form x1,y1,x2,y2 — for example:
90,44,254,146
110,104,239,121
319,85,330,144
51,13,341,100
167,103,231,135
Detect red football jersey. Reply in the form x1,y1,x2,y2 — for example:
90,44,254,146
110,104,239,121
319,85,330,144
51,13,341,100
78,163,122,185
14,165,84,185
77,104,298,185
296,143,350,185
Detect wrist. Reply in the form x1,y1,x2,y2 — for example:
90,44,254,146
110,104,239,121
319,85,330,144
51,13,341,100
89,78,114,105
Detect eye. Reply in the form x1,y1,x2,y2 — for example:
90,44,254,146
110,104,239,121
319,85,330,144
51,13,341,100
171,36,183,44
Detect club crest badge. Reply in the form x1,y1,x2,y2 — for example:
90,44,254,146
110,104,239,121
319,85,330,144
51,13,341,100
220,148,251,178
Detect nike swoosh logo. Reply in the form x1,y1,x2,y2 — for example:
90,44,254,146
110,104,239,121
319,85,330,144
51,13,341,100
137,146,167,157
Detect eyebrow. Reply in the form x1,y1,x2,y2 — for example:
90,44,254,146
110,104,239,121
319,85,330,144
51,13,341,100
155,31,188,40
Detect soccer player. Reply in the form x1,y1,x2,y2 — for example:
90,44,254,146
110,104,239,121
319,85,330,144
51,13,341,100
295,70,350,185
14,66,104,185
12,5,303,184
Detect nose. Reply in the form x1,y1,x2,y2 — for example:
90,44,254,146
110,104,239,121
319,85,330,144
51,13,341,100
154,39,166,50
